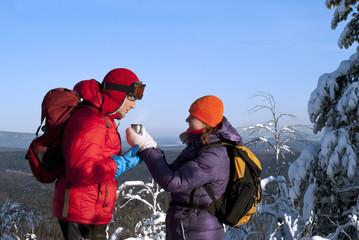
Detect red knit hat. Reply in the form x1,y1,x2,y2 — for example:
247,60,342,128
99,68,139,117
189,95,224,127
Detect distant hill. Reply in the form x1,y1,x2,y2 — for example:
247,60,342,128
0,131,35,149
0,147,27,152
0,130,184,150
0,129,320,152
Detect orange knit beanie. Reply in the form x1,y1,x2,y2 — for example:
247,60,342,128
189,95,224,127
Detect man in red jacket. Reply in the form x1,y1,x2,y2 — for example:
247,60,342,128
52,68,146,240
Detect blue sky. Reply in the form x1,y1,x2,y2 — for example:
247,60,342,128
0,1,355,138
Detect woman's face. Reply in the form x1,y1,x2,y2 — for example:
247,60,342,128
186,114,207,130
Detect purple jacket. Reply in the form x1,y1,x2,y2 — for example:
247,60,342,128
140,117,243,240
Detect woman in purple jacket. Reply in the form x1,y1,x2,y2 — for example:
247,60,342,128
126,95,243,240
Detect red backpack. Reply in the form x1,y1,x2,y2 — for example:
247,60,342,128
25,88,80,183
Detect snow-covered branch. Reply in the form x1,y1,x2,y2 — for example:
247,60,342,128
240,92,313,177
112,179,167,240
0,195,42,239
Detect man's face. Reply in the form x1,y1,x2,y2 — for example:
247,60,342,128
118,98,136,118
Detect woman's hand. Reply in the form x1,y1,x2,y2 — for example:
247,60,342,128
126,127,157,151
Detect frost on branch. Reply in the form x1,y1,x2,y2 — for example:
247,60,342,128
0,195,42,240
319,128,356,180
288,144,320,208
325,0,359,49
308,59,352,133
239,92,312,177
111,179,167,240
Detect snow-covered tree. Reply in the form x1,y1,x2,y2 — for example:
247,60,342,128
240,92,311,177
289,1,359,238
111,179,167,240
0,195,42,240
326,0,359,49
260,176,306,240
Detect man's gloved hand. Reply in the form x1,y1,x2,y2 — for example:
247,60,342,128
111,145,142,179
126,127,157,151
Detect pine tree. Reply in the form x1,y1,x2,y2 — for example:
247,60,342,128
289,1,359,238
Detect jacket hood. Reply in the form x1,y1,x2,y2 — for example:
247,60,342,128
73,79,123,120
210,116,243,145
74,79,103,109
73,68,140,119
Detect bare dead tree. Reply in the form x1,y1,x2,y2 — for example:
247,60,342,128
239,92,312,177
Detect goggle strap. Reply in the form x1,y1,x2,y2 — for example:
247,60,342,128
101,82,131,93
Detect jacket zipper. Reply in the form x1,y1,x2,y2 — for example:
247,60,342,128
103,182,108,207
96,183,108,207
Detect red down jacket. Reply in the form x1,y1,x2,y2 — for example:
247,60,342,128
52,68,139,225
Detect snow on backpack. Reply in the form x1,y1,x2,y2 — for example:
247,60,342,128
25,88,80,183
171,141,262,227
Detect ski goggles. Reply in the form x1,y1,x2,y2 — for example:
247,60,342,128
101,81,146,100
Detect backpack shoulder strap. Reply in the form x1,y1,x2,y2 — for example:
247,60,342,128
200,142,235,213
170,141,234,213
195,141,233,158
77,101,99,111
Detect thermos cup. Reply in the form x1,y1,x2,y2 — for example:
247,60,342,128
131,124,142,134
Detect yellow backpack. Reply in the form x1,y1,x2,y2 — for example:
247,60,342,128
171,142,262,227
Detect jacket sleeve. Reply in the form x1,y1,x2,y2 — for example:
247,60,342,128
140,146,227,193
62,112,118,186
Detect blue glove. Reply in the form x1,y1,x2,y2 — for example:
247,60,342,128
111,145,142,179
